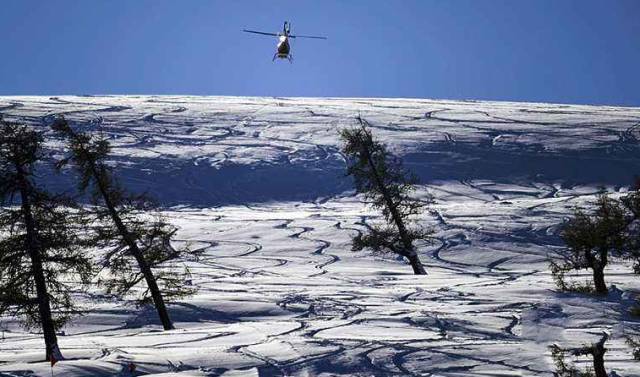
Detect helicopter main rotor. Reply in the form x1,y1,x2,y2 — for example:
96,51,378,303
243,21,327,62
243,21,327,39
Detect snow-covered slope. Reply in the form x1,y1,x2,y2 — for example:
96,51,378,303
1,96,640,376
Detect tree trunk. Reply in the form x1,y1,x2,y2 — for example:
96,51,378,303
363,148,427,275
16,166,60,361
406,253,427,275
593,266,607,295
592,352,607,377
592,334,608,377
93,167,174,330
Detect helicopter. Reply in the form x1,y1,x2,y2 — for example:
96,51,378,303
243,21,327,62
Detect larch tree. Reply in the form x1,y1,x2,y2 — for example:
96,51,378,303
0,120,92,361
340,116,431,275
52,117,194,331
553,191,640,294
550,333,609,377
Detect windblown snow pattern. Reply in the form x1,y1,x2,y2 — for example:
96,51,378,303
1,96,640,376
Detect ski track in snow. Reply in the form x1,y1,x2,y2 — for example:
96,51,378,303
1,96,640,376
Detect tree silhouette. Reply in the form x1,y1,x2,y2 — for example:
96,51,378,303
52,117,194,330
0,120,92,361
550,333,608,377
553,191,640,294
340,116,431,275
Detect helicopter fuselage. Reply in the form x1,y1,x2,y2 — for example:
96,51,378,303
276,35,290,59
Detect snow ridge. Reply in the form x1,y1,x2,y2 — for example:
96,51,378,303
0,96,639,376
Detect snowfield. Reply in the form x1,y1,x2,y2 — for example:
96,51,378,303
1,96,640,376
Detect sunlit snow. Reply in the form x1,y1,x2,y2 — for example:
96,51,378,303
1,96,639,376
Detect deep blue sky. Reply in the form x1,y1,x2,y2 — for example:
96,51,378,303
0,1,638,106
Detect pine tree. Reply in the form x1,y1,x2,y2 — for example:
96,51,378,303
52,117,194,330
621,187,640,264
0,120,92,361
550,333,608,377
553,191,640,294
340,116,431,275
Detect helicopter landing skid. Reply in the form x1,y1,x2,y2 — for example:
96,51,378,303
273,53,293,63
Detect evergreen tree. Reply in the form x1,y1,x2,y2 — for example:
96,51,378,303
553,191,640,294
0,120,92,361
52,117,194,330
550,333,609,377
621,187,640,264
340,116,431,275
